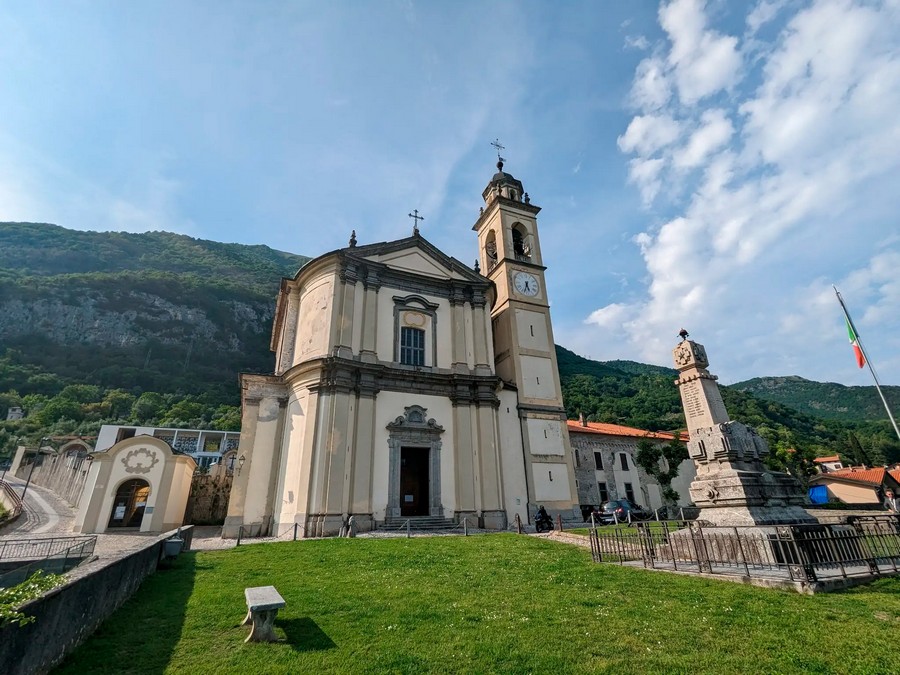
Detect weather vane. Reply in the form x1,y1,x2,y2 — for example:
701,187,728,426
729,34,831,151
408,209,424,235
491,138,505,168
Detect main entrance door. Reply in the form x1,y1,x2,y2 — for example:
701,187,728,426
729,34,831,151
400,447,430,516
107,479,151,528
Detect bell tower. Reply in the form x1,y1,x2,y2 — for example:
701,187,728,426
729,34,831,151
473,157,578,518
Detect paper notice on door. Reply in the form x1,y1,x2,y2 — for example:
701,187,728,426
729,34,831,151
114,505,126,519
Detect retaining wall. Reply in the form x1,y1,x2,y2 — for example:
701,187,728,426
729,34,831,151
0,525,194,675
15,452,91,508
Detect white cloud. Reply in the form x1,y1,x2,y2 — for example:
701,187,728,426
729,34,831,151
627,157,667,204
617,114,682,156
659,0,743,104
672,108,734,168
601,0,900,384
585,302,634,331
746,0,786,35
625,34,651,51
629,56,672,111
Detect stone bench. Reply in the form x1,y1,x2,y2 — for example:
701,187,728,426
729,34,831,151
242,585,285,642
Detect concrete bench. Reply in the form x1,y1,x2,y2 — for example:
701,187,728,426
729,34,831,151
242,586,286,642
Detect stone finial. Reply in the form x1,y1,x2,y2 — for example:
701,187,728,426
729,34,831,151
524,192,530,204
474,259,481,274
349,230,357,247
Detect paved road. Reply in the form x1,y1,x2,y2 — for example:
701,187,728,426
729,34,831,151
0,476,77,539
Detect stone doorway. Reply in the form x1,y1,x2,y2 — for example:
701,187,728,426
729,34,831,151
400,447,430,516
107,479,151,528
386,405,444,519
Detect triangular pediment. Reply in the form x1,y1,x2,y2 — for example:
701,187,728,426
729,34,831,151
350,235,482,282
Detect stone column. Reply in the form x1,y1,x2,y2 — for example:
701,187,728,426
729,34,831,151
349,389,376,531
472,292,491,374
335,265,358,359
450,293,468,372
453,404,476,521
277,289,300,375
360,267,380,363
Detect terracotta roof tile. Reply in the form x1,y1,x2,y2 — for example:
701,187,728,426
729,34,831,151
889,469,900,484
566,420,688,442
813,455,842,464
826,467,886,486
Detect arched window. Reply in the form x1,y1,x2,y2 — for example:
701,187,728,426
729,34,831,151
484,230,498,271
512,224,530,261
107,479,151,528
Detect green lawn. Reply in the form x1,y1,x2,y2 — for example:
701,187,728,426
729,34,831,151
57,535,899,674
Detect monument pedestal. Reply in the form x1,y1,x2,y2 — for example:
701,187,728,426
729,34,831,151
673,338,816,528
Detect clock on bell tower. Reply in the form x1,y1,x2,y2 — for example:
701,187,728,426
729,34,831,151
473,157,578,519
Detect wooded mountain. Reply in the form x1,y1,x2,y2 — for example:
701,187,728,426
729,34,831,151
0,222,309,401
732,375,900,422
0,222,897,465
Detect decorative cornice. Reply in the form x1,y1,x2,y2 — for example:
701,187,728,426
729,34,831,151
282,355,500,406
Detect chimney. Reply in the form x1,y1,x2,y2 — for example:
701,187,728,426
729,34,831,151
579,412,587,427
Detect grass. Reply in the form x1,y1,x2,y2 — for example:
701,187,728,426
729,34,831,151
56,535,899,674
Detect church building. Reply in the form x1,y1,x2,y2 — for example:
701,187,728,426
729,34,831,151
223,161,579,537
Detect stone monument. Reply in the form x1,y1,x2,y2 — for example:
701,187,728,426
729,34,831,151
673,333,815,526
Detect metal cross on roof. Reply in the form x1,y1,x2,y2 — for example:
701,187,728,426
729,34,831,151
408,209,424,235
491,138,505,164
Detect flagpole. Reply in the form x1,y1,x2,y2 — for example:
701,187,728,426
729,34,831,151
833,286,900,443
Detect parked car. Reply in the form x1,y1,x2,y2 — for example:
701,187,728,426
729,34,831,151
597,499,650,524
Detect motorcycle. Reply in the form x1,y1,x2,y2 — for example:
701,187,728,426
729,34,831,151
534,513,554,532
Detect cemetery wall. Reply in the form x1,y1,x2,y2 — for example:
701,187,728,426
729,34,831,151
0,525,194,675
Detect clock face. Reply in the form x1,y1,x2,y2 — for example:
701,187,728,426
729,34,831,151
514,271,540,297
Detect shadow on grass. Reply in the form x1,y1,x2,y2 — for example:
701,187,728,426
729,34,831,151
54,551,198,675
279,617,337,652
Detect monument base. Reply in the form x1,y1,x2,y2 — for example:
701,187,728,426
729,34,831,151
695,505,817,527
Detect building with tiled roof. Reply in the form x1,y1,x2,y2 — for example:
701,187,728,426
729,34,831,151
809,465,900,506
812,455,844,473
567,417,695,518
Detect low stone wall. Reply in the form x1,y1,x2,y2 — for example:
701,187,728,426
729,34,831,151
0,525,194,675
0,480,23,529
14,451,91,508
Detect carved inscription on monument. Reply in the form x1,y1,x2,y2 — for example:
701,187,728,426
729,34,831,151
680,379,706,423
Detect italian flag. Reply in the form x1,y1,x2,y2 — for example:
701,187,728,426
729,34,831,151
846,318,865,368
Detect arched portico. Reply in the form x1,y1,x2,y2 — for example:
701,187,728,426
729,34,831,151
74,435,196,534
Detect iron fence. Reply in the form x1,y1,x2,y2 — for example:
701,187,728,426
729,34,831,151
0,535,96,561
588,516,900,584
0,536,97,588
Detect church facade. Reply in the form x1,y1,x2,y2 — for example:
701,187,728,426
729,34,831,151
223,163,579,537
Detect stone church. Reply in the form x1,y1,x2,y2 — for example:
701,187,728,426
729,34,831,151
223,161,579,537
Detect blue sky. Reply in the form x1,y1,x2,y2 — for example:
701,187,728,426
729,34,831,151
2,0,899,386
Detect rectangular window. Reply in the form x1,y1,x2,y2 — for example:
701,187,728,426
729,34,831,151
597,482,609,503
400,327,426,366
624,482,636,503
619,453,629,471
593,451,603,469
116,428,136,443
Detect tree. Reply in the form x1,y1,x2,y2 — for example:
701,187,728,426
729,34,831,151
635,437,689,504
131,392,165,423
102,389,136,420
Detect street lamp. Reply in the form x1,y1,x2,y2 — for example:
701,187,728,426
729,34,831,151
21,437,46,501
238,455,246,475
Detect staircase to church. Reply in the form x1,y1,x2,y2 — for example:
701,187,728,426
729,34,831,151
382,515,459,531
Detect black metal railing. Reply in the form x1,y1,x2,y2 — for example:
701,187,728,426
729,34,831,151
0,535,96,562
588,516,900,584
0,536,97,588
